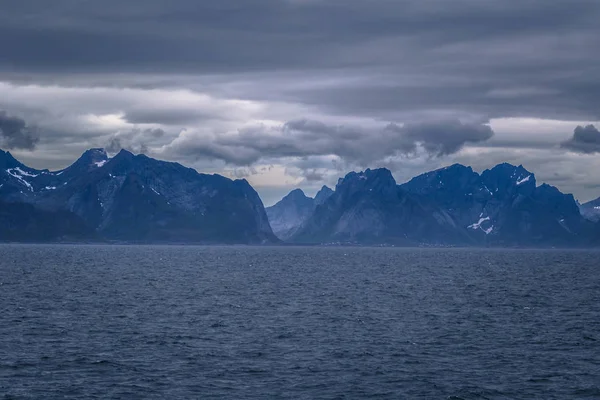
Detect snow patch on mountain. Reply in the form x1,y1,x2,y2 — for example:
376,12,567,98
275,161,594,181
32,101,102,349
13,167,39,178
517,175,531,185
468,216,494,234
6,168,34,191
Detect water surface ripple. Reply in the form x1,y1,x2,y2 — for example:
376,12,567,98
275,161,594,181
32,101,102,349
1,245,599,399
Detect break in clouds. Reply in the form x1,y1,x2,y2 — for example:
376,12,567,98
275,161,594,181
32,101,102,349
1,0,600,203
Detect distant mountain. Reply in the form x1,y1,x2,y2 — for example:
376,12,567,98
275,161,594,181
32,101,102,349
290,169,468,245
3,147,599,247
269,163,598,246
0,148,277,244
402,163,593,246
579,197,600,222
266,185,333,240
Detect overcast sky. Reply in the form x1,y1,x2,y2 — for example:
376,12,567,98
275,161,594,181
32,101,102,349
1,0,599,205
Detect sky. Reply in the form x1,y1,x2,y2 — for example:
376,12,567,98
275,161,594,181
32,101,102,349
1,0,599,206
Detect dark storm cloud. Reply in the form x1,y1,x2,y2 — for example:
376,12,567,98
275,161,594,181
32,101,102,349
0,0,595,71
0,0,599,121
0,111,39,150
170,118,494,165
2,0,600,201
386,120,494,157
287,80,600,122
561,125,600,154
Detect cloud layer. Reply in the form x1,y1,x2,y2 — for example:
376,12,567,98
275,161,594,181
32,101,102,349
165,119,494,165
0,0,599,204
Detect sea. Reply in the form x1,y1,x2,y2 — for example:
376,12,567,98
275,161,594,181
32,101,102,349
1,245,599,399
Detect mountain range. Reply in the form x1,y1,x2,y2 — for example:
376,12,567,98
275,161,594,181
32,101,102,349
0,148,276,243
270,164,600,247
2,147,600,246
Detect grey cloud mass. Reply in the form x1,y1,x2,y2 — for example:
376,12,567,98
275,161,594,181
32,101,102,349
1,0,599,121
0,111,39,150
168,119,494,165
561,125,600,154
1,0,600,202
105,128,166,154
386,121,494,157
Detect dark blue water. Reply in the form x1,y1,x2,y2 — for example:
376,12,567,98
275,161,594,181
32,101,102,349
1,245,599,399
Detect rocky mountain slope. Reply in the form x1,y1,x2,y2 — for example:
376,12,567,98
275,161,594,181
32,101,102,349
290,168,471,245
3,147,598,246
0,148,277,243
401,163,592,246
272,164,597,246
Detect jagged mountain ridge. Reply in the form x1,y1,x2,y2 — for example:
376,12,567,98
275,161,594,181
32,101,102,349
290,168,471,245
3,147,598,246
0,148,277,243
401,163,591,246
270,163,597,246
